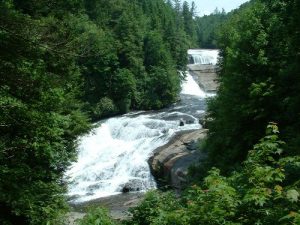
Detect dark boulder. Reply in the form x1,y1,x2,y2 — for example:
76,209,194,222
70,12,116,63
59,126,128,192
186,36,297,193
121,179,143,193
179,119,185,126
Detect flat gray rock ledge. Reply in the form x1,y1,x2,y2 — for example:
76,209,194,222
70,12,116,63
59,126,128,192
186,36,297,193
187,64,219,92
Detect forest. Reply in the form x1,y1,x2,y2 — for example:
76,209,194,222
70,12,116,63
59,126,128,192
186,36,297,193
0,0,299,224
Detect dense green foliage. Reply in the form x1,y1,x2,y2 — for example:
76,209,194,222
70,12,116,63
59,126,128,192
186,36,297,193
0,0,195,224
194,8,228,49
2,0,300,224
80,0,197,117
182,1,197,46
0,1,91,224
76,1,300,224
80,125,300,224
205,0,300,173
78,207,115,225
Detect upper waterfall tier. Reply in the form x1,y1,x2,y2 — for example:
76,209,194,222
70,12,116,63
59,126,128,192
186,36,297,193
188,49,219,65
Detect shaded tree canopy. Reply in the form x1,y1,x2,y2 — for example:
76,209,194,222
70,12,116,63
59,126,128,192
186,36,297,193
205,0,300,174
0,0,195,224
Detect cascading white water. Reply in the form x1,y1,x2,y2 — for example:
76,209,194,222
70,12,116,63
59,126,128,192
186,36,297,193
66,50,217,203
66,110,200,202
188,49,219,65
181,71,206,97
180,71,216,98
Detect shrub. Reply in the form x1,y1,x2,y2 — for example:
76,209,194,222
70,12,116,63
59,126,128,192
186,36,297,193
78,207,116,225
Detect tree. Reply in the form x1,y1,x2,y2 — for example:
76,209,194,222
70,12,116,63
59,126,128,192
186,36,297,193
142,31,180,109
173,0,181,13
120,124,300,225
182,1,197,46
194,9,228,48
110,69,136,113
0,0,192,223
205,0,300,173
0,3,90,224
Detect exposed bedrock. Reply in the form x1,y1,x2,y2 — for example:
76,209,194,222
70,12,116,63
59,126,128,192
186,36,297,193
149,129,207,189
187,64,219,93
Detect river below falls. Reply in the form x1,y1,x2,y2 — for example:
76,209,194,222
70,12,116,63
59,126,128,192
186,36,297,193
65,49,219,205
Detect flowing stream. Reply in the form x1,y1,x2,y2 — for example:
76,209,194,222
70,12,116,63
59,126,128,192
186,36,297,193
66,50,219,203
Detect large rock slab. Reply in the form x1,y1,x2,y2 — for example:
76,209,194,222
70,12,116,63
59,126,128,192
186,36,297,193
187,64,219,92
149,129,207,189
68,193,145,223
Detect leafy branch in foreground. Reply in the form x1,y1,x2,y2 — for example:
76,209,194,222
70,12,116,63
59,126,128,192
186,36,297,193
120,123,299,225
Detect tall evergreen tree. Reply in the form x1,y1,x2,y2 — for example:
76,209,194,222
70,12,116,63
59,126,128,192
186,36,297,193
205,0,300,173
182,1,197,46
194,8,227,48
0,2,90,224
0,1,192,223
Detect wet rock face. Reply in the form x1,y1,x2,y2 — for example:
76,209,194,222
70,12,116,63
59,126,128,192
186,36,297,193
199,115,213,129
149,129,207,189
187,141,198,152
121,179,143,193
179,119,185,126
187,64,219,93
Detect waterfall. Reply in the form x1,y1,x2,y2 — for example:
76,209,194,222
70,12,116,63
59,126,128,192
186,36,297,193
65,111,201,203
66,50,216,203
188,49,219,65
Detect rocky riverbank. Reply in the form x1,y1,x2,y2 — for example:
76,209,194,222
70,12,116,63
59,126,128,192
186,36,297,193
65,192,145,224
149,129,207,189
65,129,208,224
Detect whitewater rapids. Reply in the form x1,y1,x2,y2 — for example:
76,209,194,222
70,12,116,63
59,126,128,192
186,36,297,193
188,49,219,65
66,50,218,203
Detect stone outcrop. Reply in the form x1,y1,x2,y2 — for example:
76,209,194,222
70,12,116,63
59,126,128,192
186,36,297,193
68,193,145,223
121,179,143,193
187,64,219,92
65,212,85,225
149,129,207,189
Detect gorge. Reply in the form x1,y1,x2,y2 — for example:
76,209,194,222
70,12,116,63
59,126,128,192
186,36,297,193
65,49,219,204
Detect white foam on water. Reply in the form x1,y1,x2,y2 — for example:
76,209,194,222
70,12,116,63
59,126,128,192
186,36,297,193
181,72,206,97
66,113,200,203
66,50,216,203
188,49,219,65
181,71,216,98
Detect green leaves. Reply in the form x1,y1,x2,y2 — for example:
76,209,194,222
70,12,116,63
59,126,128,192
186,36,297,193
125,191,183,225
205,0,300,176
286,190,299,203
79,0,187,117
121,124,300,225
195,8,228,49
79,207,115,225
0,3,91,224
1,0,192,224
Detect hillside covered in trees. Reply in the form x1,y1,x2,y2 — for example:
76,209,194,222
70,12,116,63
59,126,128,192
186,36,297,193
120,0,300,224
1,0,300,224
205,0,300,174
194,8,227,49
0,0,196,224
